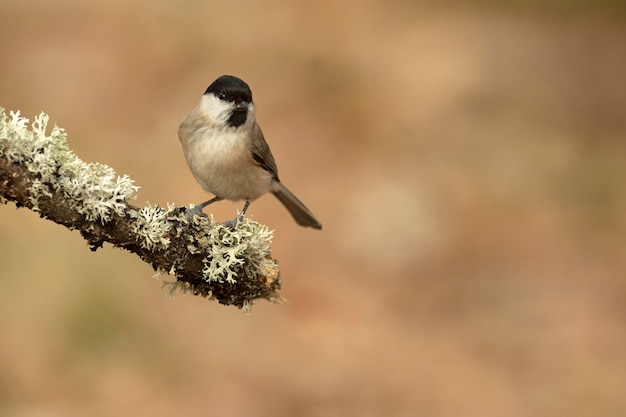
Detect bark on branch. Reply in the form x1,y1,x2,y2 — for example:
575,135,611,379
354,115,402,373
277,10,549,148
0,109,281,309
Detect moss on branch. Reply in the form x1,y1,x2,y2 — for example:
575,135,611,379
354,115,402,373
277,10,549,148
0,109,281,310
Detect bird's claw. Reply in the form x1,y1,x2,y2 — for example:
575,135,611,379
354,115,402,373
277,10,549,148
186,205,208,218
222,214,244,230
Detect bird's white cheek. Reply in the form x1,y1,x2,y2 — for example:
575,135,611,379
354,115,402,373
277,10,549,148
199,94,233,125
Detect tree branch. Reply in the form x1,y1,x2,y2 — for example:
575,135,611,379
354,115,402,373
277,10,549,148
0,109,281,310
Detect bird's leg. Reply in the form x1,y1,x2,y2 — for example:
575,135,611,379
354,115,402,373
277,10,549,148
186,196,223,217
223,200,251,228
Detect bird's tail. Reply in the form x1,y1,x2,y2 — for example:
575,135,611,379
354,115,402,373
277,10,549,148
272,181,322,230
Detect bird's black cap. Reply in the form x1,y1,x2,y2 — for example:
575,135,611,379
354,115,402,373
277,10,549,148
204,75,252,104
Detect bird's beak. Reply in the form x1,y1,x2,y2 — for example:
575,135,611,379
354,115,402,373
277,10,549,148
234,102,248,113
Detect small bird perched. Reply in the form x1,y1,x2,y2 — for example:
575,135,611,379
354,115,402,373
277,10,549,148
178,75,322,230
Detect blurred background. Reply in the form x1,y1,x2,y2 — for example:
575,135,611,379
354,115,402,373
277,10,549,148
1,0,625,416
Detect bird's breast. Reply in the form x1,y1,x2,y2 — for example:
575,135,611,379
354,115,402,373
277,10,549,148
182,127,272,201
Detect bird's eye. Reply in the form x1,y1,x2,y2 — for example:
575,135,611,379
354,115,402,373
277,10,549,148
218,92,227,100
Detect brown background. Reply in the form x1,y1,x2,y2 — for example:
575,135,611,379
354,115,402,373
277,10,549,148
1,1,625,416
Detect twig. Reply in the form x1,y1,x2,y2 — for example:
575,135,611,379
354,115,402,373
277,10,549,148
0,109,281,309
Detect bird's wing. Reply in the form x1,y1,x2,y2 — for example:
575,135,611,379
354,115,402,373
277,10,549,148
249,122,279,179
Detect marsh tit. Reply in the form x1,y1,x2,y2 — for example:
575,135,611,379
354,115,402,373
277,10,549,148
178,75,322,230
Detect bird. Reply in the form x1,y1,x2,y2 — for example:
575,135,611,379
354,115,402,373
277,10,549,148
178,75,322,230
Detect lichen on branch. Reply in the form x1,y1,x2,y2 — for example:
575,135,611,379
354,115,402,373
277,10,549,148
0,108,281,309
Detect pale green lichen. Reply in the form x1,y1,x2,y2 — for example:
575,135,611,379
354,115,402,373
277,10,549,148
201,218,275,284
129,203,172,250
0,109,138,222
161,280,196,300
113,197,277,295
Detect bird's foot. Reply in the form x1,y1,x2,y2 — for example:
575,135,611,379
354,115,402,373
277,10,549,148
222,214,244,230
186,205,208,218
